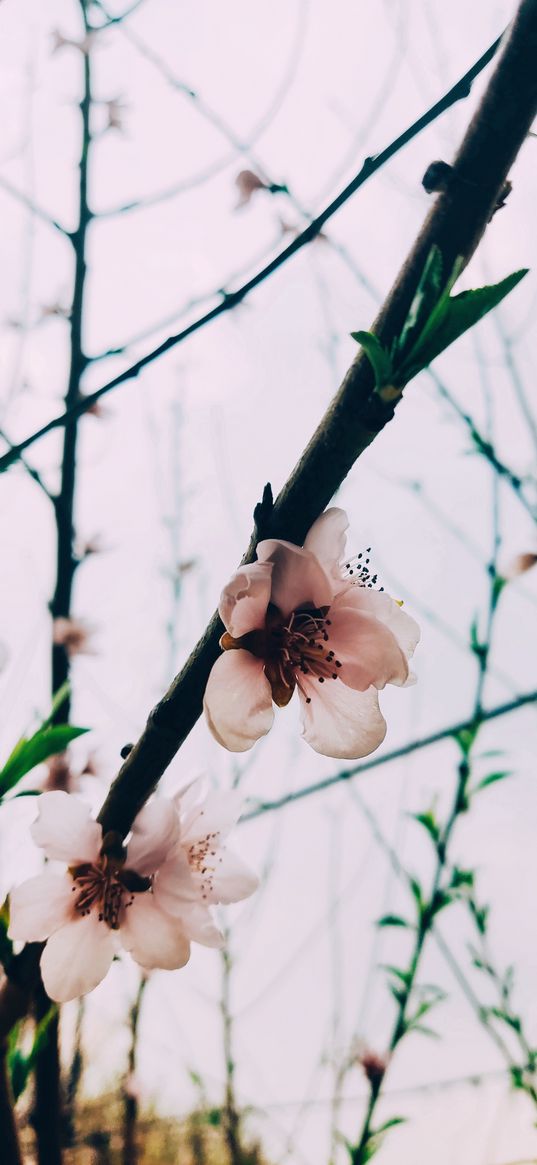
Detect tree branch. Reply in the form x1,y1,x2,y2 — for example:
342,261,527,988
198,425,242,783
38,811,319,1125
0,27,504,471
0,175,69,239
97,0,537,841
1,0,536,1047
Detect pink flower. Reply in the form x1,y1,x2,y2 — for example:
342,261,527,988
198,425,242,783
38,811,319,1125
52,617,95,658
234,169,268,208
203,508,420,759
505,551,537,579
8,785,257,1002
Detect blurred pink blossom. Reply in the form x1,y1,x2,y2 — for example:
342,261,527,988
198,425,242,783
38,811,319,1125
53,617,95,657
505,551,537,579
234,169,268,208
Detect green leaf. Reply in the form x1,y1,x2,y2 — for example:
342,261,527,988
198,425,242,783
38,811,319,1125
8,1005,57,1100
490,1008,521,1034
43,681,71,727
397,267,528,382
372,1117,406,1136
408,1023,440,1039
382,964,413,989
451,867,474,888
475,770,512,792
510,1065,525,1090
205,1108,222,1127
409,877,423,910
412,811,440,844
376,914,410,929
351,331,393,389
0,723,89,797
453,723,480,757
395,245,446,359
410,996,444,1025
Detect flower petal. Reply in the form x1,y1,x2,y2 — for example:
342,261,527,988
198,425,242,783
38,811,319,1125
341,588,420,658
303,508,349,578
256,540,333,617
127,799,181,875
327,599,409,690
219,562,273,637
120,895,190,970
181,788,244,846
299,679,386,759
8,873,73,942
203,651,274,752
31,792,102,864
40,913,115,1002
153,850,199,915
207,848,259,905
173,902,223,948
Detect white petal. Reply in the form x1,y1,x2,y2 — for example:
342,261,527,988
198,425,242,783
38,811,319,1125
31,792,102,864
181,788,244,846
153,850,199,915
303,508,349,577
256,540,333,616
208,848,259,905
175,902,223,948
299,679,387,759
219,562,273,637
341,589,420,659
8,873,73,942
120,895,190,970
127,799,181,875
203,650,274,752
40,913,115,1002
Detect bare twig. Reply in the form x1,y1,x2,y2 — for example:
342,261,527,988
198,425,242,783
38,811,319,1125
0,174,69,239
242,691,537,820
0,27,505,470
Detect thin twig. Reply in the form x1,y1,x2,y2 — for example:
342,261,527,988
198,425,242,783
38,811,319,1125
0,27,505,470
242,691,537,820
0,174,69,239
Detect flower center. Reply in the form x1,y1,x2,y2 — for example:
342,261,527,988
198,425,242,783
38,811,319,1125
221,603,342,707
269,606,342,702
70,842,152,930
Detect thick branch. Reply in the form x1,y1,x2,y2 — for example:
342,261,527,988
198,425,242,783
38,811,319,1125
0,28,503,470
97,0,537,839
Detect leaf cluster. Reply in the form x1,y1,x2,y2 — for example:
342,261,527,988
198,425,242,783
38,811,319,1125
353,247,527,395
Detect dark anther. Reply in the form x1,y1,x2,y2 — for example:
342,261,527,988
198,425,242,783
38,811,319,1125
120,742,134,759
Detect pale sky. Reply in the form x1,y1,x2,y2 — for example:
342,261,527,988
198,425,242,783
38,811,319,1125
0,1,537,1163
